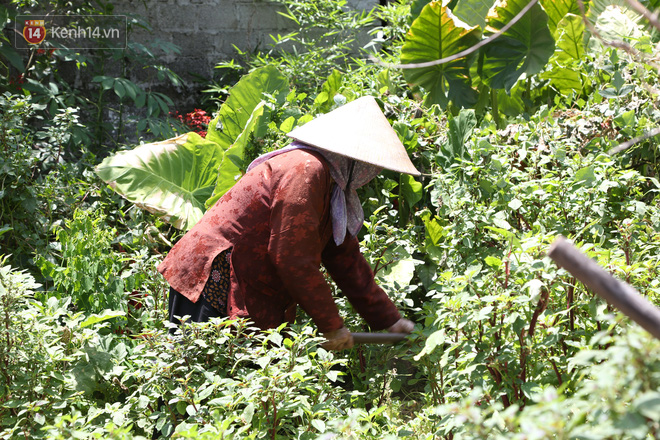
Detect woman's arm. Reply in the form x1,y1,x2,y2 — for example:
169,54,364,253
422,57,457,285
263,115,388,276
321,235,401,331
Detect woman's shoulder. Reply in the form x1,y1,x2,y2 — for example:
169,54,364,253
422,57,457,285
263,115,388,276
269,148,331,181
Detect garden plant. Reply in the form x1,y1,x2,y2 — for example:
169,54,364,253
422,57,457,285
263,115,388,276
2,0,660,438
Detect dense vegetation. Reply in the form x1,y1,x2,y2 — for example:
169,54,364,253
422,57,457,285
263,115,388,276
2,0,660,438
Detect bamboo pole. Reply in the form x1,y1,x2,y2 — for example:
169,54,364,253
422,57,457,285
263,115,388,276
548,236,660,340
351,332,409,344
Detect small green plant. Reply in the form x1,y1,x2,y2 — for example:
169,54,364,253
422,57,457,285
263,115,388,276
0,92,95,272
36,208,143,315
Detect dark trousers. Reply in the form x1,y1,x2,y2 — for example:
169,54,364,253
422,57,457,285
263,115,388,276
168,287,226,331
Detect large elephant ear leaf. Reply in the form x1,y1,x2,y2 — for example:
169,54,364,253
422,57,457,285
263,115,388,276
96,133,225,231
205,102,267,209
541,13,589,94
480,0,555,93
452,0,496,28
588,1,648,44
539,0,580,35
401,1,481,109
410,0,433,22
206,65,289,150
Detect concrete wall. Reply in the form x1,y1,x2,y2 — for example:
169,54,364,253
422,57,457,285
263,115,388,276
113,0,379,95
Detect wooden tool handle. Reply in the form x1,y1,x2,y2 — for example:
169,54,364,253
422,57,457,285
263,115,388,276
548,236,660,341
351,332,409,344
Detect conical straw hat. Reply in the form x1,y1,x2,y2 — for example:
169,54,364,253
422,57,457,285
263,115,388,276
287,96,421,176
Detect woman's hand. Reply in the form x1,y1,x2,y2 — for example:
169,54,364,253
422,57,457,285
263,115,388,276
387,318,414,334
321,326,354,350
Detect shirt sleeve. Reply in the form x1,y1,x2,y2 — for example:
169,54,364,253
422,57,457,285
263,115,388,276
321,235,401,331
267,157,344,334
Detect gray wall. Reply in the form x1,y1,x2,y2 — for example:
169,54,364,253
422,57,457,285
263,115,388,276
114,0,378,89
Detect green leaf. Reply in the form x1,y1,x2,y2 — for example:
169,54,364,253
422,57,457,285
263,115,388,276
279,116,296,133
0,42,25,72
114,80,126,99
414,329,445,360
313,69,343,113
485,226,521,247
79,310,126,328
102,77,115,90
590,2,647,42
481,0,555,92
476,305,494,320
612,71,625,92
485,255,502,268
439,109,477,164
135,91,146,108
424,216,444,246
96,133,225,230
452,0,496,28
377,245,420,289
411,0,433,22
400,174,423,209
574,166,596,187
34,413,45,425
71,363,97,394
311,419,326,433
0,5,8,28
541,14,586,93
401,1,481,108
634,391,660,420
242,403,255,424
508,198,522,210
206,65,289,150
205,103,267,208
613,109,635,133
554,14,585,61
539,0,580,35
497,85,525,116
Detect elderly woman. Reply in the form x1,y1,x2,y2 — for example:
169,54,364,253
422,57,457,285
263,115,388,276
158,96,419,350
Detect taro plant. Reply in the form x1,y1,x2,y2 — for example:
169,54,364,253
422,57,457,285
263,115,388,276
397,0,659,124
96,65,291,231
399,0,555,121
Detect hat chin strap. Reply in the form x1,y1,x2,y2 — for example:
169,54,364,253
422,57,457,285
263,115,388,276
345,160,356,191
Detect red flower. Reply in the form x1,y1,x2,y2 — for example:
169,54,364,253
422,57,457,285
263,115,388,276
8,74,25,91
172,108,211,137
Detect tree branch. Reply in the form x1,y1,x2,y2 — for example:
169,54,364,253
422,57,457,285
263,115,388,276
608,126,660,155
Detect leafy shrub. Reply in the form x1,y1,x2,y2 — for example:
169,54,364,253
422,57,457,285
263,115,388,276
433,325,660,439
0,92,95,272
36,209,126,313
35,207,170,334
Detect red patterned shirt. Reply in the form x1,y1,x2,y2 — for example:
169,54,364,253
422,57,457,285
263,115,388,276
158,149,401,333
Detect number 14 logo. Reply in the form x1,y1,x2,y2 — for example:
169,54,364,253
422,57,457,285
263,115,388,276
23,20,46,44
